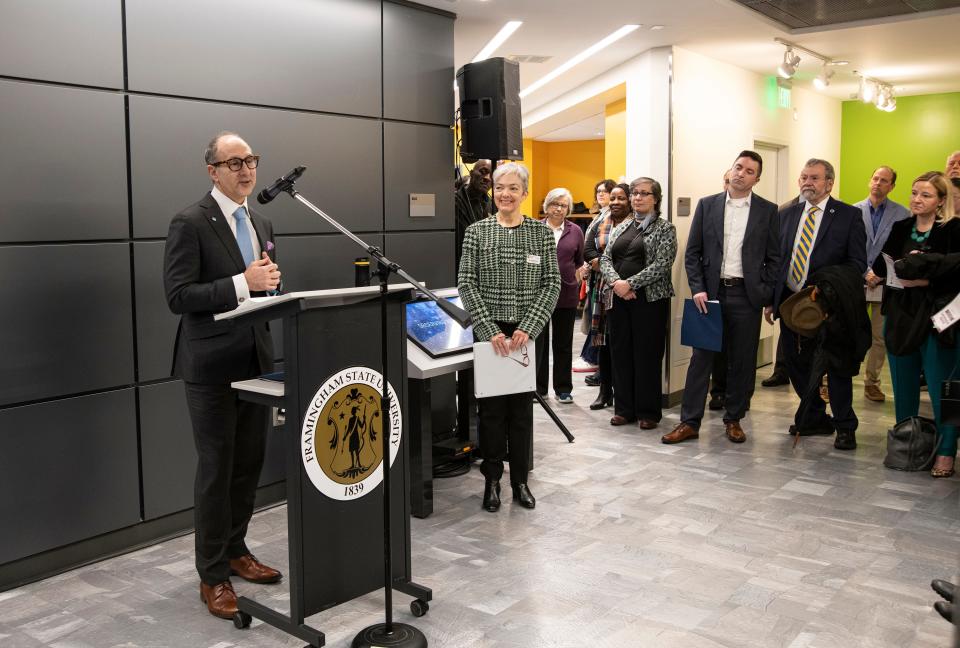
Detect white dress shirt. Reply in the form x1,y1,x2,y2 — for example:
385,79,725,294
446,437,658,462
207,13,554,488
720,192,751,279
787,195,830,292
210,185,261,303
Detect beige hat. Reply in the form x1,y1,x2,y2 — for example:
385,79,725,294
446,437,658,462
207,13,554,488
780,286,826,337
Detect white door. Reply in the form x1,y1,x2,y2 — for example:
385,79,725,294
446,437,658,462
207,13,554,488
753,142,785,368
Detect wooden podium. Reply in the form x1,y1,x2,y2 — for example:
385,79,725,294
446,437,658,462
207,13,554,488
218,285,432,647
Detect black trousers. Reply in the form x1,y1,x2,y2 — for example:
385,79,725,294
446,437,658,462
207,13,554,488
478,321,532,485
184,381,270,585
535,307,577,395
780,320,857,431
608,295,669,421
680,284,762,429
710,350,727,397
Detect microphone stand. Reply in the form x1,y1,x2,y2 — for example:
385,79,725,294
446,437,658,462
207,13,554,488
272,170,458,648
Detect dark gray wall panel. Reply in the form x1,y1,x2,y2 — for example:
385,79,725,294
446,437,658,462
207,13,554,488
0,390,138,563
129,96,383,239
384,122,453,231
0,0,123,88
139,381,194,520
134,242,178,382
259,428,286,487
385,232,455,290
383,3,454,125
0,244,134,406
0,81,128,242
277,234,385,291
126,0,381,116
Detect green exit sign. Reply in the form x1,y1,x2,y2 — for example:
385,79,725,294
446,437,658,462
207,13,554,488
778,85,792,108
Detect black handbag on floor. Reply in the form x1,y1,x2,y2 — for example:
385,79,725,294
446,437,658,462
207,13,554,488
942,380,960,426
884,416,940,471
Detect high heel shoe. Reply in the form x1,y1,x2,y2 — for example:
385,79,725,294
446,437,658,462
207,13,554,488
589,387,613,410
511,483,536,509
482,480,501,512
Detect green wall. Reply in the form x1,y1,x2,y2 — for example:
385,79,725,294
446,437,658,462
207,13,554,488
840,92,960,207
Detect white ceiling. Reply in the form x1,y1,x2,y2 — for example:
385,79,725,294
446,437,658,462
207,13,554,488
417,0,960,140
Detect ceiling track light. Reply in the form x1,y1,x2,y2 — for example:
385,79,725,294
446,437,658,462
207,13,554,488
813,63,834,90
777,47,800,79
855,73,896,112
773,38,841,90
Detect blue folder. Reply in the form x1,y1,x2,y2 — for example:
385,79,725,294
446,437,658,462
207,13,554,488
680,298,723,352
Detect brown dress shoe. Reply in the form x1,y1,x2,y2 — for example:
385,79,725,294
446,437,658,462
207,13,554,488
724,421,746,443
638,419,658,430
662,423,698,444
200,581,238,619
819,385,830,403
864,384,885,402
229,554,282,584
610,415,636,426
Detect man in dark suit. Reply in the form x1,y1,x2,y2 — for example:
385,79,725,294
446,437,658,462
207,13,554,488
663,151,780,445
764,158,867,450
164,132,283,620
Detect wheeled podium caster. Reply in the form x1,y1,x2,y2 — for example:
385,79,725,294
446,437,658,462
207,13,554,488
233,611,252,629
409,599,429,617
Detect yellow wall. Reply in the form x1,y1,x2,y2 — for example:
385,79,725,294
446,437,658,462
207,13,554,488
604,95,627,181
515,138,604,217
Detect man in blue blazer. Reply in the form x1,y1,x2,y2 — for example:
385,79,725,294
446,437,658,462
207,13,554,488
164,132,283,620
664,151,780,445
854,166,910,403
765,158,867,450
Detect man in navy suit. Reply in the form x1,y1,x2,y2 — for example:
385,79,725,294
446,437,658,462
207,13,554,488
164,132,283,620
764,158,867,450
854,166,909,403
663,151,780,445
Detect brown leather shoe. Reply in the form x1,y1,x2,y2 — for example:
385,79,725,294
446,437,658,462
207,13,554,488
229,554,282,584
819,385,830,403
610,415,636,426
725,421,746,443
200,581,238,619
662,423,698,444
864,385,885,402
638,419,658,430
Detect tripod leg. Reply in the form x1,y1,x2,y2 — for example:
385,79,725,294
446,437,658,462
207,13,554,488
533,392,574,442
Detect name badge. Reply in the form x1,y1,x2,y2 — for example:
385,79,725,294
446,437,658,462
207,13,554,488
526,254,541,265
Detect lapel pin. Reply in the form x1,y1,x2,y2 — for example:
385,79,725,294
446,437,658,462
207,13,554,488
211,217,217,221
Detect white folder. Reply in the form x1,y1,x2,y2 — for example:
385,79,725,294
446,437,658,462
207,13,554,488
472,342,536,398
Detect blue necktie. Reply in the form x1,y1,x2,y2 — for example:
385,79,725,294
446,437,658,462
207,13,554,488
234,206,256,267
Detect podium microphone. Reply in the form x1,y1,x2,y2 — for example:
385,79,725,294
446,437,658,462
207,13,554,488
256,165,306,204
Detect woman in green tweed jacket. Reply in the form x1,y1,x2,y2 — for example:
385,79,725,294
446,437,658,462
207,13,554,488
600,176,677,429
458,162,561,513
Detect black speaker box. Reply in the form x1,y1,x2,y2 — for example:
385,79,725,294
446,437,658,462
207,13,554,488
456,57,523,162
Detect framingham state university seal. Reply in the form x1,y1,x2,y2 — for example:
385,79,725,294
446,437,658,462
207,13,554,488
300,366,402,501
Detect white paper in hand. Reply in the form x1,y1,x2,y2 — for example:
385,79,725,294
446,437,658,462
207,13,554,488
882,253,904,290
473,342,536,398
932,292,960,333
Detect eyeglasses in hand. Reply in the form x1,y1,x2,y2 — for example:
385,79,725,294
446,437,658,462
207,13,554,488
506,344,530,367
211,155,260,171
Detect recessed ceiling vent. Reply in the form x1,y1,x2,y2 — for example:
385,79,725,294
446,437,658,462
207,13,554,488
731,0,960,29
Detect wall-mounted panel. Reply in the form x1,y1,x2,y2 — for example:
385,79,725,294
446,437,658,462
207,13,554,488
129,96,383,239
0,244,134,407
0,0,123,88
385,231,455,290
0,390,138,564
126,0,381,116
139,381,194,520
276,234,385,292
0,81,128,242
134,242,178,382
384,122,453,231
383,3,454,126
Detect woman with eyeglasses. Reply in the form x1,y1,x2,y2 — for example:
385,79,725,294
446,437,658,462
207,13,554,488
535,188,585,404
873,171,960,478
458,162,561,512
576,179,618,379
600,177,677,429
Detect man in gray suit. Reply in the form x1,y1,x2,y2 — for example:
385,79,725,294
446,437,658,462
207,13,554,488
855,166,910,402
663,151,780,445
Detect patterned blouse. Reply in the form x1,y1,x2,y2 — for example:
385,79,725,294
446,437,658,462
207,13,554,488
600,214,677,302
458,215,561,341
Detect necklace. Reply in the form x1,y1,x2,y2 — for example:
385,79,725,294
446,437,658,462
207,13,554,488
910,221,932,243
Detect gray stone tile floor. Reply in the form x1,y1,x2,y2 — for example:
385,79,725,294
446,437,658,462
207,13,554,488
1,358,958,647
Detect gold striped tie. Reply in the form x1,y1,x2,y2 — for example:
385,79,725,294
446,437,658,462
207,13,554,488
789,205,819,288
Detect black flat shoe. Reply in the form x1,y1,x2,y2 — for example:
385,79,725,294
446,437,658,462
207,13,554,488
589,390,613,410
932,579,956,603
834,429,857,450
482,480,501,512
511,483,536,509
761,371,789,387
708,395,725,410
934,600,953,623
584,373,600,386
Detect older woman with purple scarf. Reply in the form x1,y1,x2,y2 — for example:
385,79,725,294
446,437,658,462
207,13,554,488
535,187,585,403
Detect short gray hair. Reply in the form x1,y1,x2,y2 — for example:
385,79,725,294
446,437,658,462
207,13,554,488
804,158,835,181
542,187,573,214
492,162,530,193
204,131,241,165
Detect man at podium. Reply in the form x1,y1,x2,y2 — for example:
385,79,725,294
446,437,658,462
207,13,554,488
163,131,283,620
